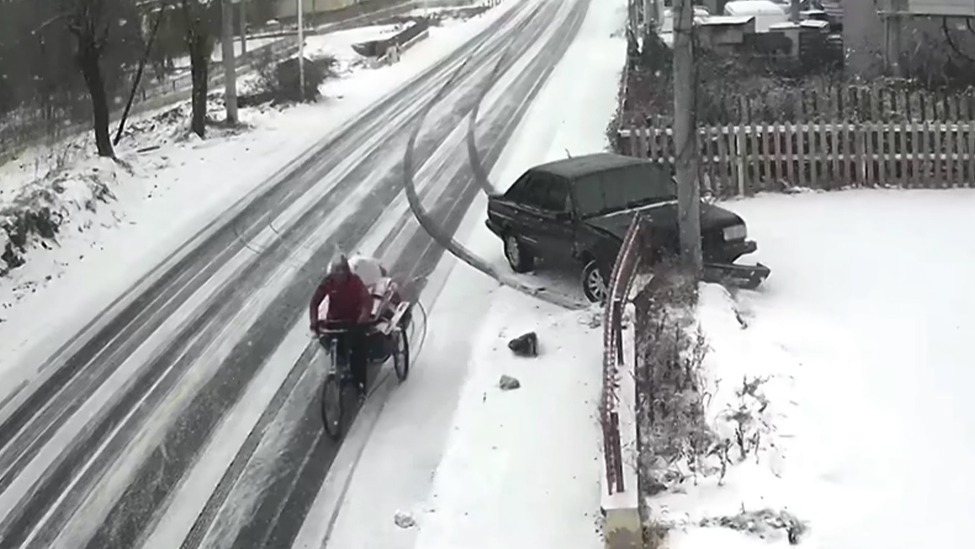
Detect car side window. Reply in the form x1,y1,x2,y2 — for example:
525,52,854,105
516,174,549,210
534,176,570,212
505,173,531,202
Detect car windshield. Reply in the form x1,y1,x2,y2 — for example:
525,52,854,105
574,164,675,218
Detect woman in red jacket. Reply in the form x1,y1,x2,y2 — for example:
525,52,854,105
309,255,373,398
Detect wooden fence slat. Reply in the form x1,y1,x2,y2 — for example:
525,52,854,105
645,126,656,162
947,99,957,187
896,118,911,187
840,122,849,186
771,122,782,186
913,120,923,189
875,87,882,121
664,124,675,174
881,120,903,185
717,126,731,196
875,122,885,185
812,119,820,189
735,123,746,196
968,120,971,188
846,87,857,186
796,98,808,188
784,121,795,184
826,121,836,187
762,123,773,191
924,120,934,187
856,121,867,186
701,127,713,195
710,126,720,193
868,122,878,185
958,120,971,187
750,121,761,194
969,119,975,187
809,121,821,187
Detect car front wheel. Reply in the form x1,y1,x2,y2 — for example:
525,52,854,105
504,234,534,273
581,260,608,303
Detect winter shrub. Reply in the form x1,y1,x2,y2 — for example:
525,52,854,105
244,51,338,106
633,271,716,494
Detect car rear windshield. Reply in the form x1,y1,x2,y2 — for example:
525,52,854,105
573,164,675,218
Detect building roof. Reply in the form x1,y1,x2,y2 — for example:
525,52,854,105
724,1,789,15
529,153,649,180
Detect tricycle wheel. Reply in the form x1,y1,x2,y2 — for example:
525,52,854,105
320,373,344,440
392,328,410,382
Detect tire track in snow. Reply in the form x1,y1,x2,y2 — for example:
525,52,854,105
0,0,587,546
0,5,536,548
402,0,591,310
0,0,530,483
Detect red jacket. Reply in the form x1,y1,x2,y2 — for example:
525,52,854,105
309,273,372,326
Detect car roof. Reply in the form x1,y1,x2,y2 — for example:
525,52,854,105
527,153,650,180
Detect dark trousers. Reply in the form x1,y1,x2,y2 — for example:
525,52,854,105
325,322,368,391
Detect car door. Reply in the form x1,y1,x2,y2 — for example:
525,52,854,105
499,172,548,253
528,174,576,263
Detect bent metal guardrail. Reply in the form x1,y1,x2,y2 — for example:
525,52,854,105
601,215,650,496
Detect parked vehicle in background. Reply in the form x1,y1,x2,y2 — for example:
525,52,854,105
485,153,770,302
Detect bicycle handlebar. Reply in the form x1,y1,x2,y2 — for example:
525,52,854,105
316,328,349,336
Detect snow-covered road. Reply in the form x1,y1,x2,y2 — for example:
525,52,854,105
0,0,597,547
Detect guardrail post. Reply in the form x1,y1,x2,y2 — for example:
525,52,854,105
611,411,624,492
613,298,624,365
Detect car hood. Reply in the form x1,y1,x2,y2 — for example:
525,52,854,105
583,201,743,239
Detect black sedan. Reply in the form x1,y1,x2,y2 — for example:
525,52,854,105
485,153,770,302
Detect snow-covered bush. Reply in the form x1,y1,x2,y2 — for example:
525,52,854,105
633,276,804,544
244,49,338,106
633,273,717,494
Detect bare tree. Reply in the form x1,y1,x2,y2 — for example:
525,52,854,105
0,0,142,160
63,0,118,157
179,0,217,137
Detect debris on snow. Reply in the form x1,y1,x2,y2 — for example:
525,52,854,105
394,510,417,529
507,331,538,357
498,375,521,391
699,508,807,545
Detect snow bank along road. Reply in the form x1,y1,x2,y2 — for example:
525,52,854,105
0,0,590,547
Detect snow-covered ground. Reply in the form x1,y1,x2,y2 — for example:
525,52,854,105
300,0,629,547
654,189,975,549
0,5,516,380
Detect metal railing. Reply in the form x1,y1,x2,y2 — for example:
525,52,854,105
600,215,651,495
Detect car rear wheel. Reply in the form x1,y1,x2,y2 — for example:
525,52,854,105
581,260,608,303
504,234,534,273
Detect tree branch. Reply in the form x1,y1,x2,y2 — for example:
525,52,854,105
32,11,74,35
942,16,975,65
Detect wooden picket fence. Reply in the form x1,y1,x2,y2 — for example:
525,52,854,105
618,119,975,196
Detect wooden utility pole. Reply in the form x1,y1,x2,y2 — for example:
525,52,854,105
672,0,702,273
240,0,247,55
297,0,306,100
221,0,239,124
790,0,801,23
